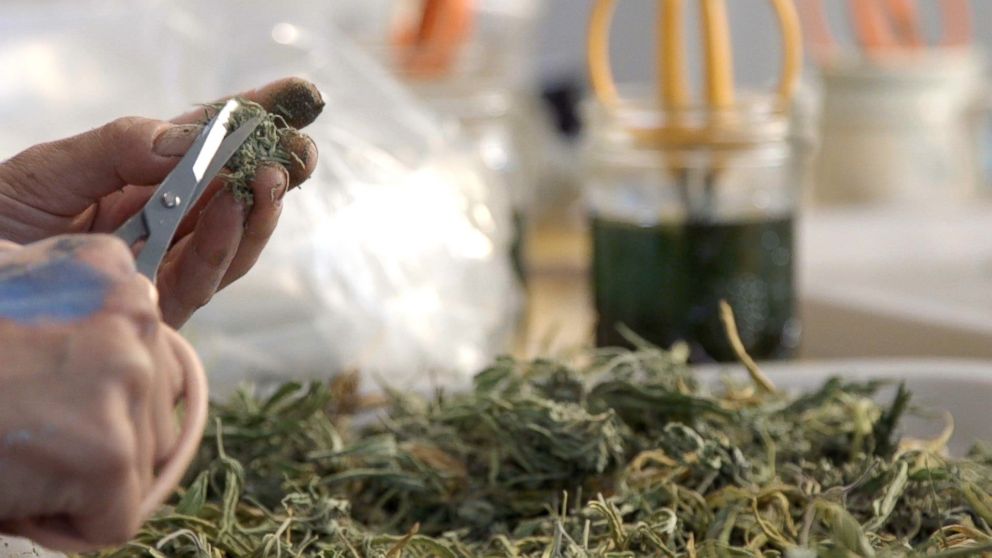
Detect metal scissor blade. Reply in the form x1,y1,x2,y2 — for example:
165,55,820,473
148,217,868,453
122,100,243,279
192,115,263,202
115,100,238,247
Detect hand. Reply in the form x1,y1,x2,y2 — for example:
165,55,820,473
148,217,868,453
0,234,199,552
0,77,323,327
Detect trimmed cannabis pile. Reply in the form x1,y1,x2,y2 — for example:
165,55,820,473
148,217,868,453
89,346,992,557
205,99,295,205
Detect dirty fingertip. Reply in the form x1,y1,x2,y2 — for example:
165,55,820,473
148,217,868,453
267,78,325,129
253,163,290,204
279,131,318,187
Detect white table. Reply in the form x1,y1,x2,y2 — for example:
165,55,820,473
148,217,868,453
801,203,992,359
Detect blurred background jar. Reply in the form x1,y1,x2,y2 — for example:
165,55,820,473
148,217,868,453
798,0,987,206
335,0,550,282
812,49,986,206
584,94,808,362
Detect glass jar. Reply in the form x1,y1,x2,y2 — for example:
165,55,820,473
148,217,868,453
814,50,985,206
410,85,537,281
583,94,806,362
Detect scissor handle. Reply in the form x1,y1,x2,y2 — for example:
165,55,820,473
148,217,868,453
801,0,972,62
587,0,803,110
14,331,209,553
393,0,475,78
139,329,209,519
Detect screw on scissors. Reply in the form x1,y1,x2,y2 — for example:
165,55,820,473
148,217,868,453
115,99,263,279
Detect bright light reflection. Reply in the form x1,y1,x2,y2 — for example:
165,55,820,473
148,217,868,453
271,23,299,45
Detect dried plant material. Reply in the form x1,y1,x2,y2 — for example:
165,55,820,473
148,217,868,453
203,99,295,205
719,300,777,394
82,342,992,557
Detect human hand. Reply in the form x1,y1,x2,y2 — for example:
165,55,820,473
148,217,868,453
0,234,206,552
0,77,323,327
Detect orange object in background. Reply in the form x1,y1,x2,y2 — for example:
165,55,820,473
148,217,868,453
393,0,475,79
799,0,972,63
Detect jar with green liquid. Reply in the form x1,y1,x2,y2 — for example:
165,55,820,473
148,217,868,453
583,96,807,362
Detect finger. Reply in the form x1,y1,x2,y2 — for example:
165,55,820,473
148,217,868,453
171,77,325,130
68,317,150,547
147,327,183,466
280,130,319,188
156,190,247,327
219,164,288,290
163,104,317,244
133,370,157,497
100,272,161,332
114,280,162,493
139,327,208,521
87,184,165,234
74,466,144,549
2,517,97,554
168,128,313,243
0,118,202,219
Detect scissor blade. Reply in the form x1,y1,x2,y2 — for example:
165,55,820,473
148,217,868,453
115,100,238,247
128,100,242,279
192,115,263,202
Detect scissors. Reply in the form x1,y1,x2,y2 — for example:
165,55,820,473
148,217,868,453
587,0,803,145
393,0,474,78
116,99,262,279
800,0,972,64
118,96,260,508
114,97,260,510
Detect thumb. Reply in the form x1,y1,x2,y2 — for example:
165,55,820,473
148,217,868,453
0,118,202,217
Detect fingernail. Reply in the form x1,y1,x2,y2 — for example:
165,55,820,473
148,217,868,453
266,164,290,204
153,124,202,157
279,131,317,186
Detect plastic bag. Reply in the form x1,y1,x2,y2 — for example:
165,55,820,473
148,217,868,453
0,0,521,397
170,0,521,397
0,0,198,155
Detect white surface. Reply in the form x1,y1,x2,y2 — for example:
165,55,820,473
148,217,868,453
3,357,990,557
703,358,992,457
800,203,992,359
0,537,61,558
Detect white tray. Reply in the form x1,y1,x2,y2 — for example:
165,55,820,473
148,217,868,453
800,204,992,360
700,358,992,457
3,358,990,557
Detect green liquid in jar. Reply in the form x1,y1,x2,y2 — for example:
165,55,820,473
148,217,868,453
510,210,527,283
591,216,797,361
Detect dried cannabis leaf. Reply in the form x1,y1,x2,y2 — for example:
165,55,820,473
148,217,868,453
84,346,992,558
203,98,295,205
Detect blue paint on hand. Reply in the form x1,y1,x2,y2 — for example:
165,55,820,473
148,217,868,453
1,429,33,449
0,258,108,324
